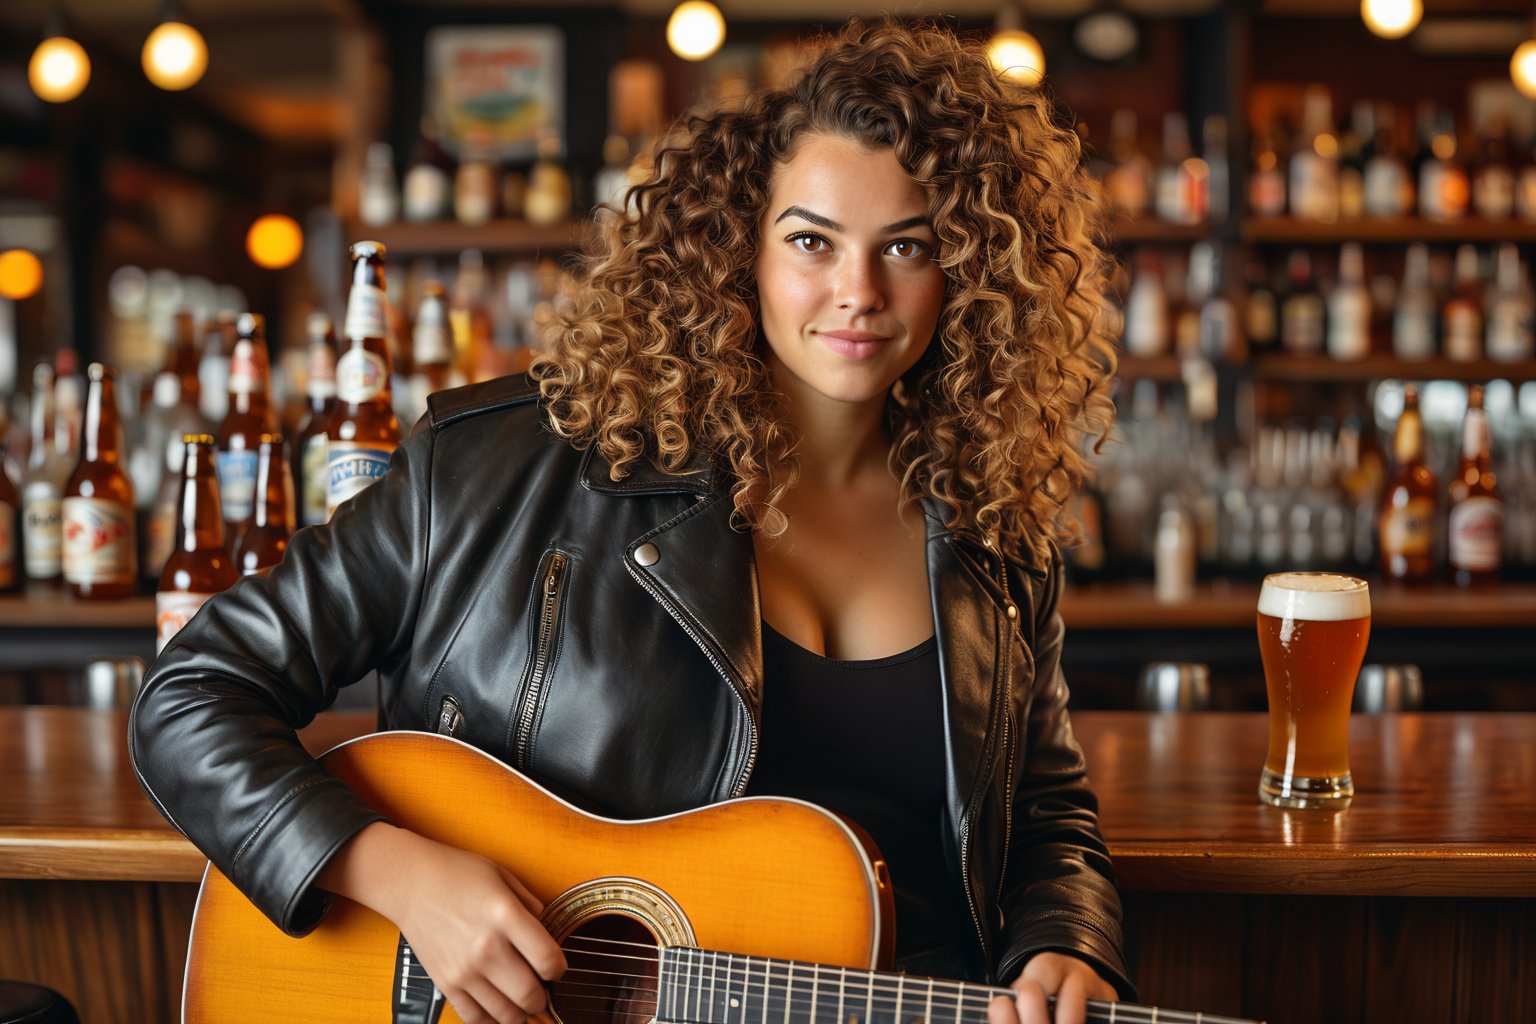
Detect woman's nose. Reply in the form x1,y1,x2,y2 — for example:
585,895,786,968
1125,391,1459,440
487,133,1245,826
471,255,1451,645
835,254,886,313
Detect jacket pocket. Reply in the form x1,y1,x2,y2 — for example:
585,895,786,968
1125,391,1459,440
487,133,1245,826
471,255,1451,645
511,549,570,769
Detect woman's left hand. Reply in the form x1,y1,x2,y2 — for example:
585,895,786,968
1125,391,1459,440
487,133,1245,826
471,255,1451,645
986,952,1118,1024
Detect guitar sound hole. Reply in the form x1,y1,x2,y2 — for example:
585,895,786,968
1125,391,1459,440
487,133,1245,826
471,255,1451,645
550,913,660,1024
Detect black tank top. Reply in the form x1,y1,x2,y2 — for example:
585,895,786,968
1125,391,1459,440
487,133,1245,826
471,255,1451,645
745,620,974,969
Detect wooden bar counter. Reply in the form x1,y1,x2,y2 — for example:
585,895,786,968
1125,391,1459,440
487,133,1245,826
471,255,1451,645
3,707,1532,1022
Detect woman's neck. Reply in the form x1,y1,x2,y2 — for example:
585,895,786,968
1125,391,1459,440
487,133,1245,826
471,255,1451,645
769,364,891,490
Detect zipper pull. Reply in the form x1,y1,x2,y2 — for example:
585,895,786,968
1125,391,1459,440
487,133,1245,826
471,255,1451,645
437,696,463,737
544,553,566,596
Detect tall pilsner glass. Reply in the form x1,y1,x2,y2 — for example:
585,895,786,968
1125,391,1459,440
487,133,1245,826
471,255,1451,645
1257,572,1371,809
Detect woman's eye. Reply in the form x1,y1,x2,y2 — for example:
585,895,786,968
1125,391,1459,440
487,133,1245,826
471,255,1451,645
790,234,827,254
887,239,929,259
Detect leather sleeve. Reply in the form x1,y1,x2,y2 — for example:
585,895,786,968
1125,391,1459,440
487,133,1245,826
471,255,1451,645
129,424,434,937
994,548,1135,999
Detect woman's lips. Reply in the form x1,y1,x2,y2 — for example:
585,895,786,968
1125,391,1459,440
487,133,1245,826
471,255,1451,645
816,330,894,358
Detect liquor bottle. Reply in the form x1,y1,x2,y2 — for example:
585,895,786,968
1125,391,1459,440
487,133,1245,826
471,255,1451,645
402,119,453,224
1420,111,1469,222
1245,258,1279,352
594,134,634,222
1249,126,1287,218
198,311,235,425
328,241,402,518
1122,250,1169,358
1518,123,1536,222
62,363,137,600
156,434,238,654
359,142,399,227
525,130,573,227
1441,245,1484,362
1202,114,1229,223
1337,100,1372,220
1289,85,1339,223
1364,103,1411,218
451,249,495,383
164,309,202,414
139,371,206,585
1327,243,1371,361
53,348,82,468
1155,112,1202,225
0,446,19,592
232,433,293,577
295,312,337,529
1196,243,1239,363
1393,243,1438,360
1104,109,1152,218
216,313,277,532
1379,385,1437,586
1279,249,1326,355
1471,114,1516,221
1448,385,1504,587
454,132,498,226
410,281,457,411
22,363,69,586
1485,243,1535,362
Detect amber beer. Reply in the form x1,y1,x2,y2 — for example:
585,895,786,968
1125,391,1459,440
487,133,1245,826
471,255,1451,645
1257,572,1371,808
157,435,238,653
294,312,337,528
216,313,277,532
327,241,401,518
62,364,137,600
232,433,294,577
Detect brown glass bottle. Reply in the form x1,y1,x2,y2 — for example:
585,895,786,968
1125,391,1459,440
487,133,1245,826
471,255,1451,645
295,312,337,528
22,362,69,587
1379,385,1438,585
156,435,239,653
412,281,455,395
63,363,138,600
165,308,202,413
0,446,20,592
327,241,401,518
216,312,278,533
1448,385,1504,587
232,433,294,577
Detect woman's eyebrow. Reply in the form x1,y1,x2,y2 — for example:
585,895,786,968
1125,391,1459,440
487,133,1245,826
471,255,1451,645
773,206,933,234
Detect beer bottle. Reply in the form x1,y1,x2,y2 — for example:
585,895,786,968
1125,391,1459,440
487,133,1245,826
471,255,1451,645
62,363,138,600
404,280,456,427
1379,385,1438,585
156,434,238,654
232,433,294,577
295,312,337,528
22,362,70,586
327,241,401,518
165,308,203,413
0,446,19,592
1448,385,1504,587
216,313,277,533
198,312,235,425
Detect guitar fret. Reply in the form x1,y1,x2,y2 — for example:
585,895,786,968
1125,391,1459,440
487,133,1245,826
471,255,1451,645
810,958,820,1024
837,966,846,1024
924,977,933,1024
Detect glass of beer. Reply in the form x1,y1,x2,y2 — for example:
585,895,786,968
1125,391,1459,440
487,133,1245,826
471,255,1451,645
1257,572,1371,809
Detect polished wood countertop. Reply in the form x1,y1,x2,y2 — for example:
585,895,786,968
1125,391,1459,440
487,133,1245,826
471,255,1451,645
3,708,1533,897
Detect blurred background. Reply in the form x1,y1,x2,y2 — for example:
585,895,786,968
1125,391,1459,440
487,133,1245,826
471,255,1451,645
1,0,1533,709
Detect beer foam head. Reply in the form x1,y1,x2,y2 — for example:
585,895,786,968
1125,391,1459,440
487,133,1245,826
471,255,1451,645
1259,572,1371,621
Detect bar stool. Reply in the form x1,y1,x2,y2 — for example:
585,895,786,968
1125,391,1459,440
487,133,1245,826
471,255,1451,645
1135,662,1212,712
0,981,79,1024
1353,664,1424,713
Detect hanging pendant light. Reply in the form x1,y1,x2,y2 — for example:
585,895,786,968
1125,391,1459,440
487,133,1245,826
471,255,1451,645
667,2,726,62
988,5,1046,87
28,9,91,104
142,0,208,91
1360,0,1422,40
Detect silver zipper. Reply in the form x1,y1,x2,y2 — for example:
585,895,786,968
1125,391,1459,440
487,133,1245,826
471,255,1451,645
437,695,463,737
513,551,568,768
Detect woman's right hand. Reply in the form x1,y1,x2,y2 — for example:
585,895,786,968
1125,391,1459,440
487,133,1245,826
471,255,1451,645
316,822,568,1024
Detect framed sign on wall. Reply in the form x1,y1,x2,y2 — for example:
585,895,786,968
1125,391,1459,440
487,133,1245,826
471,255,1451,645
424,25,565,160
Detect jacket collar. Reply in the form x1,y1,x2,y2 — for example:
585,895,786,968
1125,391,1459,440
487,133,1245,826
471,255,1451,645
580,444,720,497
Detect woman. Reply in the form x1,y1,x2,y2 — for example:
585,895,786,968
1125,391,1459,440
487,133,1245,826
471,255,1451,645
132,18,1128,1024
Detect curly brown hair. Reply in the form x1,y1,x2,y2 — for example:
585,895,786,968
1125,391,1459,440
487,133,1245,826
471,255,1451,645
533,17,1117,563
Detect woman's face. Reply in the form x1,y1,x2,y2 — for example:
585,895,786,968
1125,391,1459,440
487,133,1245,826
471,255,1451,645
755,133,946,412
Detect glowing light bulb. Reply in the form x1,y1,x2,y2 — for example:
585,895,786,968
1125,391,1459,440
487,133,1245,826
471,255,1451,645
1514,40,1536,100
143,20,208,91
245,215,304,270
0,250,45,301
988,29,1045,86
667,2,726,62
28,36,90,103
1361,0,1422,40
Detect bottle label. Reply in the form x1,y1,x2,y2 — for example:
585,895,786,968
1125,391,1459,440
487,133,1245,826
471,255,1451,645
413,322,454,366
344,283,388,341
1463,409,1491,460
216,448,259,523
1393,309,1436,360
1473,167,1515,220
1281,295,1325,354
1443,305,1482,361
1327,294,1370,360
1449,496,1505,572
1381,496,1434,558
156,590,216,655
1250,169,1286,217
307,345,337,400
23,487,62,578
1487,301,1534,362
336,348,388,404
302,433,330,527
0,506,13,589
62,497,137,584
326,442,395,516
228,340,263,395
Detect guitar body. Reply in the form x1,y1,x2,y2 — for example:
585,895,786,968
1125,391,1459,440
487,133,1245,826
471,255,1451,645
183,731,894,1024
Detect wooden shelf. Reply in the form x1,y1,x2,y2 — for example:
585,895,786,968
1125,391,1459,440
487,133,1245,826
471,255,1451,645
1106,215,1216,245
1251,352,1536,384
1060,581,1536,630
344,218,592,258
1243,216,1536,246
1114,354,1185,382
0,587,154,629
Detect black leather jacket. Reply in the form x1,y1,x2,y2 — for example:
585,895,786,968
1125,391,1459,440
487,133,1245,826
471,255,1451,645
131,374,1131,996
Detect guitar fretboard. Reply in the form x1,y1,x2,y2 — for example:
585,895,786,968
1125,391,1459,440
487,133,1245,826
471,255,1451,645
657,946,1261,1024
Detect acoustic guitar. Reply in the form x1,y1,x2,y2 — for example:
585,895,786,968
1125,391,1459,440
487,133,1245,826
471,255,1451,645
184,731,1262,1024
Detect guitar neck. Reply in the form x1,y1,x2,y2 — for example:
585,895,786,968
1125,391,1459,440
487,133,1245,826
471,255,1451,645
658,947,1263,1024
